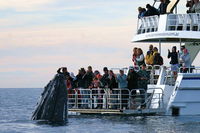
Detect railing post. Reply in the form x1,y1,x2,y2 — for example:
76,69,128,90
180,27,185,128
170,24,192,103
120,89,122,110
75,90,78,108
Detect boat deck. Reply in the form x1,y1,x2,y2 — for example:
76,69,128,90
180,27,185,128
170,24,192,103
68,108,165,115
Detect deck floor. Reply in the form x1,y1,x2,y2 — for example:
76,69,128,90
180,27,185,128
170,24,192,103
68,108,165,115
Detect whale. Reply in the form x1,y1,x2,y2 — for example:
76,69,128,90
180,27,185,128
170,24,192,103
31,74,68,124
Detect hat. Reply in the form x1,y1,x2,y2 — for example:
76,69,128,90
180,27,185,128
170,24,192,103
129,66,134,70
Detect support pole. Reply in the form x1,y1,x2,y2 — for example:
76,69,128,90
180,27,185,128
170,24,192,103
159,39,161,55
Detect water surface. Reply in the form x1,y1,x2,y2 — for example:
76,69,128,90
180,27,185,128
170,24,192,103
0,88,200,133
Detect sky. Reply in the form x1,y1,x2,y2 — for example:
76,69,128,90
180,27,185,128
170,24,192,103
0,0,193,88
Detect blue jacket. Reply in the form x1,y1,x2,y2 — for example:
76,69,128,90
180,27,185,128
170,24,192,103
116,74,127,88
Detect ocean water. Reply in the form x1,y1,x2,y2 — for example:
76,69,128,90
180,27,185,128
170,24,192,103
1,88,200,133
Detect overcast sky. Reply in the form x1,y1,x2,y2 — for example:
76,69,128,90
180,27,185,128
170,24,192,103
0,0,192,88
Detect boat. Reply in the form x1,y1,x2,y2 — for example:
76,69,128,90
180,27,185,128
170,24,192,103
132,0,200,116
68,0,200,116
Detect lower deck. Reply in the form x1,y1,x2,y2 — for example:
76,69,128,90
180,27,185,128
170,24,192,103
68,87,165,116
69,108,165,116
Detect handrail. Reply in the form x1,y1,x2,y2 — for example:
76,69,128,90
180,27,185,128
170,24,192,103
137,13,200,35
178,66,200,73
68,87,164,111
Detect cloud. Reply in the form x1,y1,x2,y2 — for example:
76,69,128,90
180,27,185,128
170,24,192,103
0,0,56,11
0,17,137,49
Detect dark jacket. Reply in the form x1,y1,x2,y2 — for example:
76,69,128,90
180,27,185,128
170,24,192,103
109,75,118,90
159,3,168,14
127,70,139,90
153,53,163,65
168,51,178,65
57,68,70,78
75,74,88,88
85,71,94,88
145,6,159,16
101,73,110,88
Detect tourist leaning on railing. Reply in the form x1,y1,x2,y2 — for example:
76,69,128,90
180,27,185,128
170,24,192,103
137,64,150,108
116,69,127,89
74,68,90,108
85,66,95,88
138,7,146,18
116,69,128,109
144,4,159,16
127,66,139,95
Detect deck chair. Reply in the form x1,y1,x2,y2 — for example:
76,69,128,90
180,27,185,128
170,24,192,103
166,0,180,14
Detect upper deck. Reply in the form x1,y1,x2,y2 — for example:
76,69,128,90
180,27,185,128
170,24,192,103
132,13,200,43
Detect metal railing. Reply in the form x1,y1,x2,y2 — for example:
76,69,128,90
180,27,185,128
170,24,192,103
137,13,200,35
179,66,200,73
146,65,161,84
137,15,159,34
167,13,200,31
68,88,164,110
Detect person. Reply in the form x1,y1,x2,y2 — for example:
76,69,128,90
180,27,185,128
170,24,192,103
75,68,87,88
127,66,139,109
145,4,159,16
90,76,103,109
138,7,146,18
116,69,128,89
108,70,118,109
168,46,179,78
57,67,73,89
75,68,89,108
100,67,111,108
108,70,118,90
153,47,163,66
145,45,154,65
91,70,104,108
101,67,110,88
127,66,139,95
57,67,70,78
158,0,168,14
180,46,191,73
132,47,138,66
116,69,128,109
85,66,94,88
136,48,145,66
137,64,150,108
186,0,195,13
191,0,200,13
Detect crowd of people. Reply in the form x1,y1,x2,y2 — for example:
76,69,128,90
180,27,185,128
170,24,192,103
138,0,170,18
57,44,191,109
57,65,149,92
133,45,191,76
132,45,163,67
138,0,200,19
